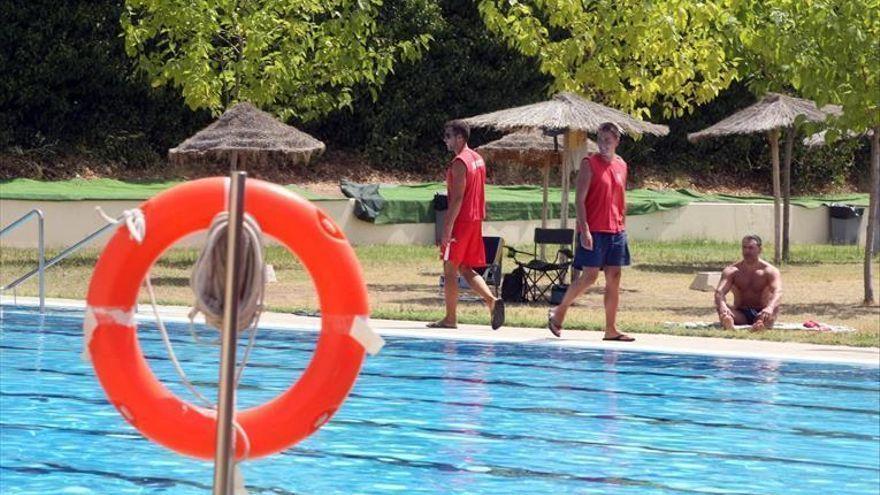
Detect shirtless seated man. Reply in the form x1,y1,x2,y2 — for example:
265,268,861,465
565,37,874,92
714,234,782,331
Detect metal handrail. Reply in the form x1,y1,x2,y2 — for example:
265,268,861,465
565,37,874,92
2,221,120,296
0,209,45,312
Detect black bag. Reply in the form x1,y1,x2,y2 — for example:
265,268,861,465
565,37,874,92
550,284,569,305
501,267,526,303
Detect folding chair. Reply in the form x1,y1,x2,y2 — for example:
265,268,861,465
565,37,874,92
475,236,504,297
505,228,574,303
439,236,504,298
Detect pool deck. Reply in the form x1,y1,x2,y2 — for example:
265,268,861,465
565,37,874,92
3,296,878,366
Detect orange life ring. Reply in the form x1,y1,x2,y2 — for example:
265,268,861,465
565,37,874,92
84,177,374,460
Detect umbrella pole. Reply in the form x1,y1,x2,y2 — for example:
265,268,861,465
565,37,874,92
769,129,782,265
560,150,570,229
782,126,794,263
541,164,549,259
562,131,588,230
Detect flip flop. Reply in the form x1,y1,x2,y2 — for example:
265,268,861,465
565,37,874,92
491,300,505,330
426,321,457,329
602,334,635,342
547,311,562,338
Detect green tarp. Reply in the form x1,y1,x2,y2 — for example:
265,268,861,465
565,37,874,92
342,182,870,224
1,178,868,225
0,178,327,201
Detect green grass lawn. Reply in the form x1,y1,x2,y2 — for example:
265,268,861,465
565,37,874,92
2,240,878,347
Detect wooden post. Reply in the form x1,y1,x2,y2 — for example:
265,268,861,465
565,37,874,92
782,126,794,263
769,129,782,265
540,163,549,259
864,126,879,305
561,130,588,229
541,163,549,229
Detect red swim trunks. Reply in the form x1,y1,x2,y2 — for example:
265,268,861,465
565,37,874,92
440,220,485,268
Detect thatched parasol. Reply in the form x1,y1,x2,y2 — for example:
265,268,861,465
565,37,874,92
803,129,873,147
463,92,668,230
477,129,597,231
688,93,840,264
169,102,325,171
464,92,670,136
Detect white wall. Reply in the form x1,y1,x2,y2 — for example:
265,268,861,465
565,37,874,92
0,198,872,249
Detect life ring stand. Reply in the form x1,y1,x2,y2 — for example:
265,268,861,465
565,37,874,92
84,177,380,460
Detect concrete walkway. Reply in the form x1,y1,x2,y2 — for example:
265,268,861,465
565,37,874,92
3,296,877,366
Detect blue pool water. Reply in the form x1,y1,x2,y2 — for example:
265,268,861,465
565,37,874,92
1,306,878,494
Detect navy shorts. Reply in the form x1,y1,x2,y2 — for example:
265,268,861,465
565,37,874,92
740,307,760,325
573,231,631,269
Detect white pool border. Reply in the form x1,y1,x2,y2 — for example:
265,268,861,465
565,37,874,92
2,297,878,367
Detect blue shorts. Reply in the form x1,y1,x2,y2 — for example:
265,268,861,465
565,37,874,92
739,307,760,325
573,231,631,269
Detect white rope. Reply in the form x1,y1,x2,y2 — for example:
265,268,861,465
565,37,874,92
145,278,215,407
94,205,260,481
190,212,265,333
95,206,145,243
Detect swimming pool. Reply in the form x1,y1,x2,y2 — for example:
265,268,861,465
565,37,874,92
1,305,878,494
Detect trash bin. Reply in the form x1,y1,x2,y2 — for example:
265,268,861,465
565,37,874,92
433,193,448,244
829,204,864,245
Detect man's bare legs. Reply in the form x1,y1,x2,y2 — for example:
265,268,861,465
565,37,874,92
433,263,500,328
432,260,461,327
549,266,632,340
603,266,624,338
751,305,780,331
548,267,600,333
718,308,747,330
460,267,501,321
717,306,780,331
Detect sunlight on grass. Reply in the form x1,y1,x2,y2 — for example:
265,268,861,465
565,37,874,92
2,241,877,346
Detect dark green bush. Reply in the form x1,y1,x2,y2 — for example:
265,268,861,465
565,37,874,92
0,0,208,162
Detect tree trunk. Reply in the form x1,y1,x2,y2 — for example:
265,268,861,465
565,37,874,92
782,126,794,263
864,126,879,305
769,129,782,265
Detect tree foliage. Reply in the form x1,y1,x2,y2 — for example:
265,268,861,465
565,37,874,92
0,0,207,154
308,0,551,168
476,0,741,118
735,0,880,134
121,0,432,120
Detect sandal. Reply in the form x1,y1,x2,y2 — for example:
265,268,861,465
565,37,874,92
602,333,635,342
547,310,562,338
491,300,505,330
426,320,457,329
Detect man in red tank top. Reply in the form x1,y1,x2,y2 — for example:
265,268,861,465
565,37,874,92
429,120,504,330
548,122,635,341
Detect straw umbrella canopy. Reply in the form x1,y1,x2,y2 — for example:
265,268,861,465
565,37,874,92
477,129,598,230
169,102,325,171
463,92,668,230
803,129,873,147
688,93,841,264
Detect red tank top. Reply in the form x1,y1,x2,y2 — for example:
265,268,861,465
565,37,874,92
446,146,486,222
584,153,627,233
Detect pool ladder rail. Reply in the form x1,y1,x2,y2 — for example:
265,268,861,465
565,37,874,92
1,209,122,313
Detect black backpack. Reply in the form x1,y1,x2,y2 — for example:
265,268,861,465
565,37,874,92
501,267,526,303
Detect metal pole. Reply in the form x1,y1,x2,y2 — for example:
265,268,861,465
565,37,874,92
3,221,119,292
213,171,247,495
37,210,45,313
